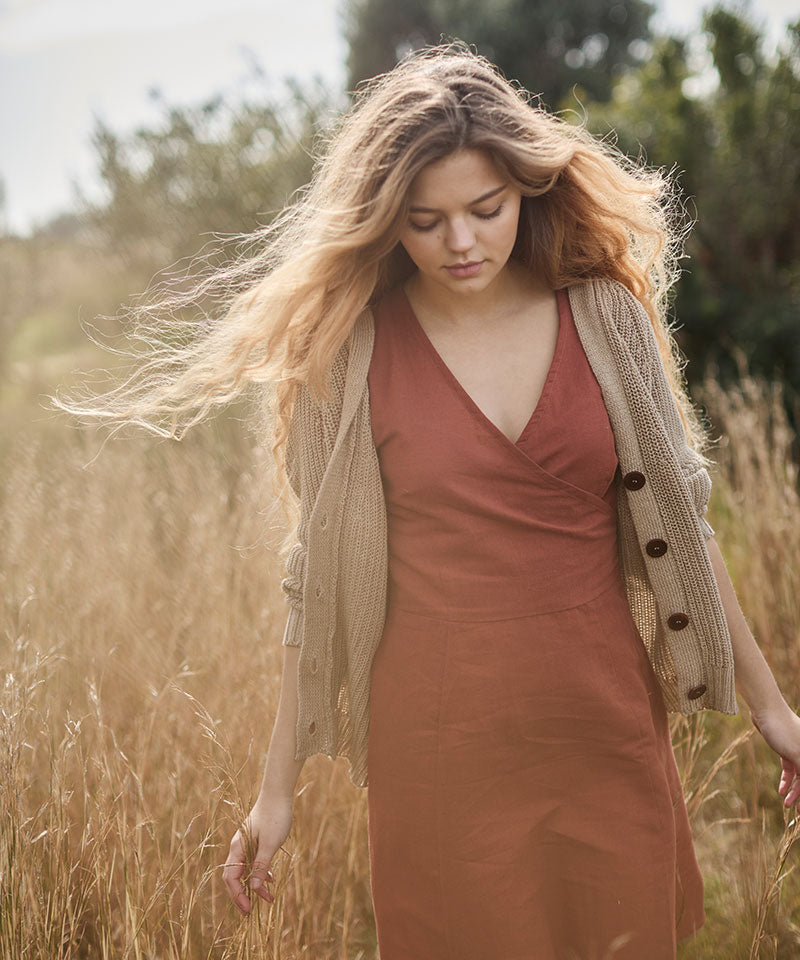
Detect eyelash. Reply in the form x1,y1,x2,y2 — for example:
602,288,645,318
408,203,505,232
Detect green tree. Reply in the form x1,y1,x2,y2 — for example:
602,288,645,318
580,8,800,394
342,0,656,109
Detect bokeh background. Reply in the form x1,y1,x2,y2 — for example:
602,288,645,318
2,1,800,957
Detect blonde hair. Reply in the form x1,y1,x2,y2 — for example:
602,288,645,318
53,40,711,543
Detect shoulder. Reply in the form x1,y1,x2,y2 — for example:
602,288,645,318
582,276,659,369
565,276,662,387
583,276,649,323
568,275,644,318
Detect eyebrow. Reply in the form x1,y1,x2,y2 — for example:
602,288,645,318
408,184,507,214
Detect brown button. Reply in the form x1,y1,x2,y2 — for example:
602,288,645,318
667,613,689,630
308,720,316,734
623,471,646,490
310,656,318,674
320,512,328,529
314,583,323,599
687,684,707,700
646,538,668,557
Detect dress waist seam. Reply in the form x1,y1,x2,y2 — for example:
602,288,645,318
387,575,623,624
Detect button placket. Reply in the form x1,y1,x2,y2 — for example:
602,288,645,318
623,466,707,708
622,471,669,560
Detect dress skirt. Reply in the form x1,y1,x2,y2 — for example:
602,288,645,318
365,284,706,960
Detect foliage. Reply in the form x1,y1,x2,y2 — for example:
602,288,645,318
82,78,346,272
578,7,800,400
342,0,657,109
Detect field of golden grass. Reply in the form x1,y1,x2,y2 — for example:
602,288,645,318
1,365,800,958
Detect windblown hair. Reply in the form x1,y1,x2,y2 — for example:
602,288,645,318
53,40,711,550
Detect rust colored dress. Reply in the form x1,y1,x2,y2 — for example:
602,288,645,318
365,284,706,960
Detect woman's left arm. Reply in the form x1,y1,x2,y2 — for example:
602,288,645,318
705,535,800,811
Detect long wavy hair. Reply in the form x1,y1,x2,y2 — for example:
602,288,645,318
52,40,711,551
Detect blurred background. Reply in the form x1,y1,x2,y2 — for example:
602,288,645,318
2,2,800,957
2,0,799,411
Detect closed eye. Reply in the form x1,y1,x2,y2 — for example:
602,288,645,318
408,203,505,232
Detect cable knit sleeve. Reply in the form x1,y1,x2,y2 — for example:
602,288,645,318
610,279,716,540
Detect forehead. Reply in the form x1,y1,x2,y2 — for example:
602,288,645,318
407,148,503,200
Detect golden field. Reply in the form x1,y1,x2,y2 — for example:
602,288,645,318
2,334,800,958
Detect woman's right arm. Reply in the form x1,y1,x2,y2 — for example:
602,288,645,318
260,642,306,799
222,642,306,915
223,377,333,915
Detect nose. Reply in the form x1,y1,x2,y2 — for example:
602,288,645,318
446,217,477,253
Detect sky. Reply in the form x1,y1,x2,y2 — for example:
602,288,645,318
0,0,797,236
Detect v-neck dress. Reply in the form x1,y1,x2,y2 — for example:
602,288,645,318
365,283,706,960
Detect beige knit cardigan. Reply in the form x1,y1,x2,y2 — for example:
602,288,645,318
278,276,738,789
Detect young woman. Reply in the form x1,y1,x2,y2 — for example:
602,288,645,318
55,41,800,960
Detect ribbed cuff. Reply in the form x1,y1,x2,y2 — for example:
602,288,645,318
282,605,304,647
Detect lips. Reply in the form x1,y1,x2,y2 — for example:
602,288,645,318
445,260,485,278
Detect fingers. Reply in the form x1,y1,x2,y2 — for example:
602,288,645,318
222,829,277,915
779,759,800,810
223,832,252,914
778,758,793,796
782,780,800,810
248,859,276,904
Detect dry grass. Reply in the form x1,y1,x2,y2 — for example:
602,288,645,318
0,420,375,958
1,362,800,958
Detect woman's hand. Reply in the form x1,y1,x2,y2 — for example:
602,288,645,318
222,793,295,915
751,703,800,812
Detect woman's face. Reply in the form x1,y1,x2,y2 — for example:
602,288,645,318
397,148,522,295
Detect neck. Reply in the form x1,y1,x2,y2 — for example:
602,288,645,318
404,260,547,330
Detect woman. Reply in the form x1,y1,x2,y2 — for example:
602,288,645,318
55,41,800,960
